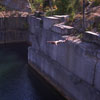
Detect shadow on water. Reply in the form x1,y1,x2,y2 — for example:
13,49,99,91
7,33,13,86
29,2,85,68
0,43,66,100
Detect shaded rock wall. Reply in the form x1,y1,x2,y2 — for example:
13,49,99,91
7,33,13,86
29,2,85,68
0,16,29,44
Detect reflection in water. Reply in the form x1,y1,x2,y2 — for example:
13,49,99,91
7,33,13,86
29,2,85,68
0,44,66,100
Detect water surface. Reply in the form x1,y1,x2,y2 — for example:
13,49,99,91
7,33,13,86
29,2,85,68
0,43,66,100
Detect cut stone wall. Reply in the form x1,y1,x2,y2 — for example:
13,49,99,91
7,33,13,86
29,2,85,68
0,16,29,44
28,15,100,100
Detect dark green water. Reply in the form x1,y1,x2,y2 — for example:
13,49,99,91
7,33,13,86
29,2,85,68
0,43,66,100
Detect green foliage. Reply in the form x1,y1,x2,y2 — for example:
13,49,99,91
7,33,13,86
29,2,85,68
97,24,100,32
53,0,83,21
86,25,93,31
45,9,57,16
55,0,71,15
33,0,43,4
55,0,82,15
30,3,36,12
88,0,100,6
69,11,75,22
76,33,83,39
86,23,100,33
0,5,6,11
28,0,100,16
93,0,100,6
29,0,43,12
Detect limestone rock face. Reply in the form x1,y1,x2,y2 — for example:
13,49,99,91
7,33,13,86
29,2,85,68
0,0,31,12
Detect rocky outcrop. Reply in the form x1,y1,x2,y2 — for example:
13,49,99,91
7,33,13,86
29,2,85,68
0,0,31,12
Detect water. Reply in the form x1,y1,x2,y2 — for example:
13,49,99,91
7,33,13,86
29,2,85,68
0,43,66,100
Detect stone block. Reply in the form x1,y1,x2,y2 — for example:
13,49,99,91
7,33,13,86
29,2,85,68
52,24,74,35
94,61,100,91
0,18,5,30
42,35,97,84
43,16,60,30
28,47,38,64
83,31,100,45
54,15,69,22
39,29,63,56
1,17,28,30
5,31,16,42
15,31,28,41
28,16,42,34
59,41,96,84
29,35,40,50
29,22,97,85
97,50,100,59
0,31,5,43
28,48,100,100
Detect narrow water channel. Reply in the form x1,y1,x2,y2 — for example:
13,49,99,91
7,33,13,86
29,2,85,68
0,43,66,100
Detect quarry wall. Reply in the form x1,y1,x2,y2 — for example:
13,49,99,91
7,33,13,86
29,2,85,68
0,14,100,100
28,15,100,100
